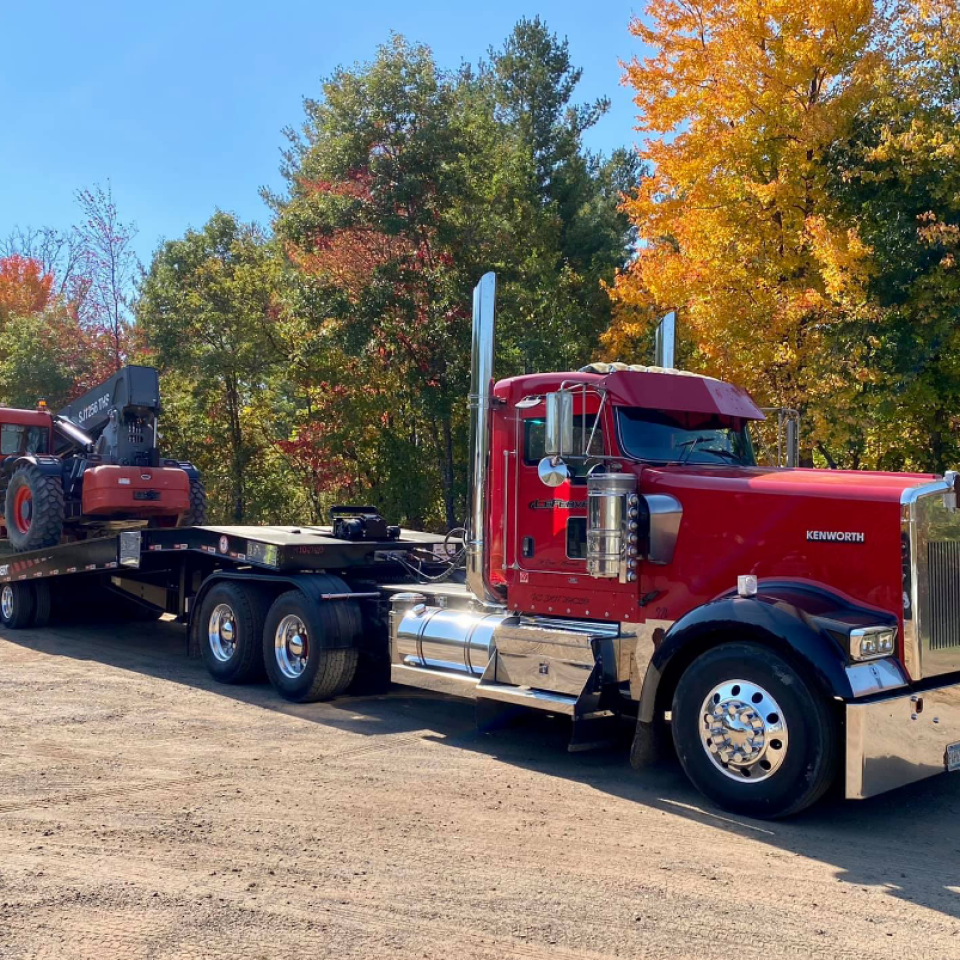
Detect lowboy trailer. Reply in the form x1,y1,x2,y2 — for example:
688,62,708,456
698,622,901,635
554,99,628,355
2,272,960,819
0,521,455,702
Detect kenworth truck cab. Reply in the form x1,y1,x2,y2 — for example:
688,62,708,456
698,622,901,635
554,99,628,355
390,273,960,818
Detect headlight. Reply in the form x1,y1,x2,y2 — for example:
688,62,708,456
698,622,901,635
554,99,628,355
849,626,897,661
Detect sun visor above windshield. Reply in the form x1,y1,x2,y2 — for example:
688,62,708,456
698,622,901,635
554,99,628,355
599,369,765,421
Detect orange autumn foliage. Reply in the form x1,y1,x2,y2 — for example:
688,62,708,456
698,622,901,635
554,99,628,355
0,255,54,325
608,0,884,428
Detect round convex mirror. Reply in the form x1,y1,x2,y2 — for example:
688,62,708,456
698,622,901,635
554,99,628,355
538,457,570,488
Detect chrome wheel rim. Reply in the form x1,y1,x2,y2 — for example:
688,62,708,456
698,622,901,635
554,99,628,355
1,585,13,621
275,614,309,679
208,604,237,662
699,679,789,783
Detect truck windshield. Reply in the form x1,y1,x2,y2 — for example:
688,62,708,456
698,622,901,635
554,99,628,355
616,408,756,466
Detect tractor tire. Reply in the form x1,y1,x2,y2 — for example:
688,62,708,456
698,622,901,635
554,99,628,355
179,477,208,527
4,464,65,552
0,582,37,629
263,587,360,703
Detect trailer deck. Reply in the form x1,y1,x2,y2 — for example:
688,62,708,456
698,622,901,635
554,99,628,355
0,525,449,585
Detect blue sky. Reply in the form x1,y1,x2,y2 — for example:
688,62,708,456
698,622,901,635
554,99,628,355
0,2,643,267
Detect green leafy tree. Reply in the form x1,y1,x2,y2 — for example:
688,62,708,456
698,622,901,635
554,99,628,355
270,24,636,529
137,212,283,522
0,311,90,410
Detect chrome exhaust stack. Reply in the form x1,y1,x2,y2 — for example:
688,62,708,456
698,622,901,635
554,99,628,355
466,272,502,606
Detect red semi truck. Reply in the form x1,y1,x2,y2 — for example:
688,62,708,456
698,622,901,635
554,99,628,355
0,272,957,818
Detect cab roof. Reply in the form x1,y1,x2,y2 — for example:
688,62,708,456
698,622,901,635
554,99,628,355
496,366,765,422
0,408,53,427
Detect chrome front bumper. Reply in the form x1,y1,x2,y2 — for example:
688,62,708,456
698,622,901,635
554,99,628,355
846,678,960,799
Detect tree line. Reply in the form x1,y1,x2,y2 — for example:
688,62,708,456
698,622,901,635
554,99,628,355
1,5,958,528
609,0,960,471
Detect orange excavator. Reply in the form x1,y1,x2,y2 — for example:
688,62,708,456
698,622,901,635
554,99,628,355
0,366,205,551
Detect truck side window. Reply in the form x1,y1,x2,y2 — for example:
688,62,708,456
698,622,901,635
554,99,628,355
523,415,604,483
0,425,24,456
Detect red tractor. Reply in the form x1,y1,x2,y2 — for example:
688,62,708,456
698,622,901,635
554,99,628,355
0,366,206,551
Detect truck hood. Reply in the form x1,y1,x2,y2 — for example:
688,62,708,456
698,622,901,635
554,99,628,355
642,465,939,504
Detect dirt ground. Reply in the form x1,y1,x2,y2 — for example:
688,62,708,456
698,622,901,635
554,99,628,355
0,616,958,960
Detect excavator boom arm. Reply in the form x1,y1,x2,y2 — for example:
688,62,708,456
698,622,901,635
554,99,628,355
57,366,161,438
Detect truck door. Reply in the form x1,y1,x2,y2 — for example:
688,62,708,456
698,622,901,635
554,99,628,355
510,401,605,579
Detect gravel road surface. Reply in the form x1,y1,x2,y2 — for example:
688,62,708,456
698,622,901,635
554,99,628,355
0,617,958,959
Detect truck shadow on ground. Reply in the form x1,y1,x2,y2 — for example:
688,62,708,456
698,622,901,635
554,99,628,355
5,616,960,923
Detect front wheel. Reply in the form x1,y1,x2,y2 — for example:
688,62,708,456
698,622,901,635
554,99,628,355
4,464,64,551
671,642,838,819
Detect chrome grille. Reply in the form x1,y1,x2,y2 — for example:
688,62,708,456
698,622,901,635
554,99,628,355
907,481,960,679
927,541,960,651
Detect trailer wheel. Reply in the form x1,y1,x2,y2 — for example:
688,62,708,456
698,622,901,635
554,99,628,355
671,642,837,819
32,580,52,628
179,477,208,527
264,590,359,703
0,582,37,629
4,464,64,552
198,582,268,684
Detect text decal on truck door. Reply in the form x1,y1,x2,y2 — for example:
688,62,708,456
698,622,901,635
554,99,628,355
806,530,866,543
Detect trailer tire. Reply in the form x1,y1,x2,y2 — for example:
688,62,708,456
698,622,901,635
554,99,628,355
264,590,359,703
32,580,52,628
671,642,837,819
198,582,268,684
0,582,37,629
4,463,64,552
179,477,208,527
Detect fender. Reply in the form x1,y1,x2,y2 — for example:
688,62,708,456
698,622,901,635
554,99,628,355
175,461,201,481
1,454,64,479
0,455,66,511
637,582,899,723
189,571,372,654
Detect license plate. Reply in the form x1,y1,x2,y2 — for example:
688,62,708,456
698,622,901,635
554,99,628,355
947,742,960,773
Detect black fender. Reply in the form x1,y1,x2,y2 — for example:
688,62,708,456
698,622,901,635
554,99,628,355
0,455,66,510
637,582,898,723
176,461,201,481
189,571,373,654
2,454,64,479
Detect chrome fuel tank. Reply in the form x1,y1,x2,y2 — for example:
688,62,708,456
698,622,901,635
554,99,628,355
391,593,507,676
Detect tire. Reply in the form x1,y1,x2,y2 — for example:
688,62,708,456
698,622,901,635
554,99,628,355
671,642,838,819
198,582,269,684
32,580,52,628
0,581,37,629
4,464,65,552
263,587,359,703
179,477,208,527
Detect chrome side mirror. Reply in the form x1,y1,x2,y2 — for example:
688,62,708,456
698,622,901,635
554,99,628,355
538,457,570,488
544,391,574,457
